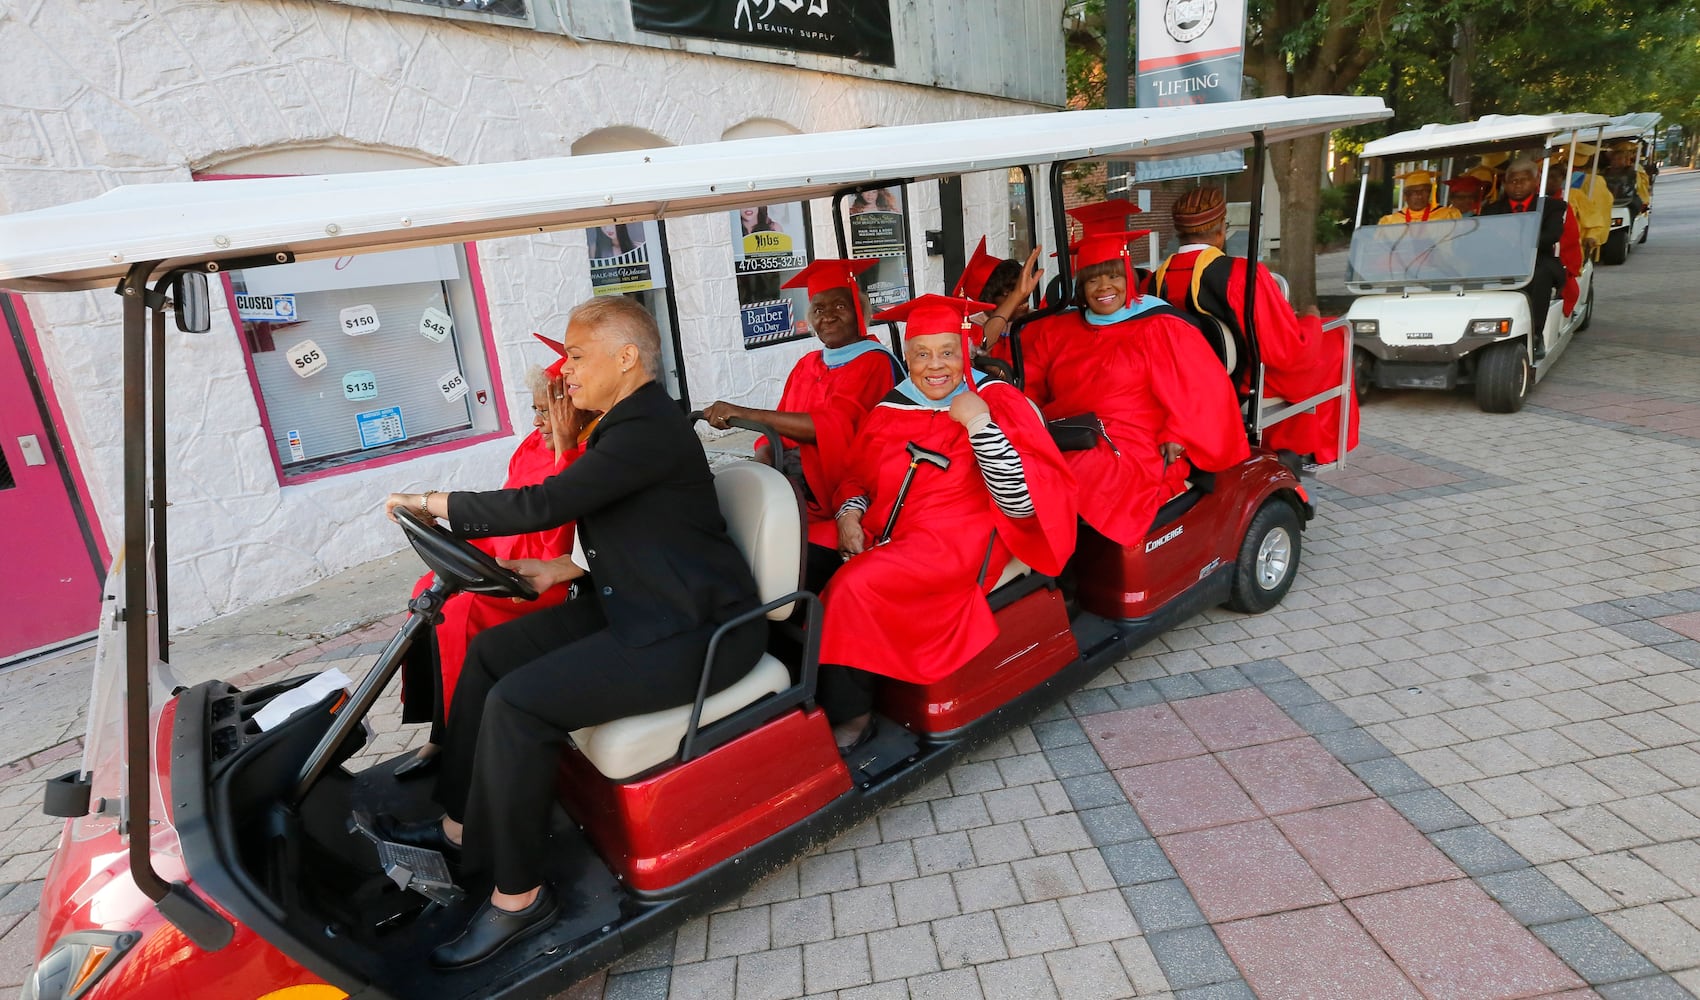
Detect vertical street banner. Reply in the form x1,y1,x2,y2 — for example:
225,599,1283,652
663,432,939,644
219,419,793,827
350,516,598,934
630,1,895,66
731,203,815,350
1134,0,1247,181
842,186,913,311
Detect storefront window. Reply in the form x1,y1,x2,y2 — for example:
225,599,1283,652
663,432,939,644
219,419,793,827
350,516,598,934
224,244,506,481
584,221,688,399
840,185,915,311
729,202,815,350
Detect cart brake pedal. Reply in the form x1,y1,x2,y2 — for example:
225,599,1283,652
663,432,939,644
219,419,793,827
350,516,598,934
349,811,464,907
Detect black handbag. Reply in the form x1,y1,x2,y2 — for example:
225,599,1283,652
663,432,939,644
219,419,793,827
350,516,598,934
1047,413,1118,453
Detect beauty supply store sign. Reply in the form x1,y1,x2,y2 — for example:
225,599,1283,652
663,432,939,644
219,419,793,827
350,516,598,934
630,0,895,65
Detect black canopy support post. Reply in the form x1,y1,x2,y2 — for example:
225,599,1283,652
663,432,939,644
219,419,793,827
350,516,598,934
116,261,235,952
939,176,964,290
1047,161,1073,289
1242,132,1267,439
148,283,171,655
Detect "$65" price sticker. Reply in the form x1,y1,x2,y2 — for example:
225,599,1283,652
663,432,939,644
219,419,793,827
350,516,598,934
437,369,469,403
287,339,328,379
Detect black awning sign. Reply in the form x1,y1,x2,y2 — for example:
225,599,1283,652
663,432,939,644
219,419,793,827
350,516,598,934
631,0,895,66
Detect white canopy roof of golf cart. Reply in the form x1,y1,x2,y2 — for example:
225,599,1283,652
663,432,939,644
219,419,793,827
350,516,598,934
0,95,1389,293
1361,113,1611,159
1551,112,1663,147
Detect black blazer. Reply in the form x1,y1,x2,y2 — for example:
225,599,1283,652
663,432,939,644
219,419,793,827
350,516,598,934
449,380,759,647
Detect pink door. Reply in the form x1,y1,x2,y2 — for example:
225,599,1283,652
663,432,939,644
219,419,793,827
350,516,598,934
0,296,103,660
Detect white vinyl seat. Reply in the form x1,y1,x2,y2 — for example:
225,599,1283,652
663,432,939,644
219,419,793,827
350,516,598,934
569,461,802,781
1200,313,1239,376
991,557,1031,591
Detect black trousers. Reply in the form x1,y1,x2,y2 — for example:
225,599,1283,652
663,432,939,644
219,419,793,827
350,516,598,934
816,665,876,724
434,587,767,892
1523,257,1566,347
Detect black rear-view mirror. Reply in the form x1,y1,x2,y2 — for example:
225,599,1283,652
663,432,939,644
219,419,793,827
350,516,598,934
173,271,211,333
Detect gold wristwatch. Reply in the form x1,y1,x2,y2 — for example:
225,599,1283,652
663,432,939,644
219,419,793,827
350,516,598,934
419,490,437,513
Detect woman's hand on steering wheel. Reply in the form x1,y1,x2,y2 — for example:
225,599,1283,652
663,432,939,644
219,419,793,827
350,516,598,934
385,492,430,522
499,555,583,596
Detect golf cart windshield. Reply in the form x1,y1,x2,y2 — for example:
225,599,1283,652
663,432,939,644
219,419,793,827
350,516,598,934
74,551,182,844
1346,212,1542,292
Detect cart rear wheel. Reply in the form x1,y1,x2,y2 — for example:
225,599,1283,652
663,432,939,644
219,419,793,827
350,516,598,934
1475,340,1531,413
1227,499,1302,614
1578,280,1595,332
1638,216,1650,244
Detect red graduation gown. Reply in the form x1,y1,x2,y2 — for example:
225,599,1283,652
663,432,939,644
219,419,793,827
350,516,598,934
1159,250,1359,463
408,430,578,715
1024,306,1249,547
818,380,1077,684
769,343,897,548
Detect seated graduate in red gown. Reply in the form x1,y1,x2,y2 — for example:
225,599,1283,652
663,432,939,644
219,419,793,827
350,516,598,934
954,236,1044,370
816,295,1078,750
395,342,595,780
1153,186,1358,465
1005,199,1154,381
702,259,899,570
1022,227,1249,548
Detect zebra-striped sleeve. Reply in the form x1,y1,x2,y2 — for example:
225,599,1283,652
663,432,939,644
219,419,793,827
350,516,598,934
836,494,870,519
967,419,1035,518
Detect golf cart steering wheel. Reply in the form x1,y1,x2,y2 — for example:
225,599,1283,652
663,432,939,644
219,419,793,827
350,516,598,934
394,506,539,601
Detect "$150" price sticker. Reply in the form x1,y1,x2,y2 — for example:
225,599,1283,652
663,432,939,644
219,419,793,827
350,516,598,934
340,304,381,336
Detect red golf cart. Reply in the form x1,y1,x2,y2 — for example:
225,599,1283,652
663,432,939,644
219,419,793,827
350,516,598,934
1,94,1387,1000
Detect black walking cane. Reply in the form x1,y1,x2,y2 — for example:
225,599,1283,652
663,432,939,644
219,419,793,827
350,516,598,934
876,442,952,545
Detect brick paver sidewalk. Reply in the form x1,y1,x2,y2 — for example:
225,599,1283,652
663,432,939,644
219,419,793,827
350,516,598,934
0,174,1695,998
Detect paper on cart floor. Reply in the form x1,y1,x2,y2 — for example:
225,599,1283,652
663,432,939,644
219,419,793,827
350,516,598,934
254,668,353,732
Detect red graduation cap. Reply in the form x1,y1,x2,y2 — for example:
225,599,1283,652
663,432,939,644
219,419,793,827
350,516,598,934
1067,199,1144,238
534,331,568,378
872,294,998,380
953,236,1003,300
782,258,879,330
1443,175,1488,196
1067,229,1153,295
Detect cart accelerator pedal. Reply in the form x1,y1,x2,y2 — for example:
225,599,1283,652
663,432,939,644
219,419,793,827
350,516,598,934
349,811,464,907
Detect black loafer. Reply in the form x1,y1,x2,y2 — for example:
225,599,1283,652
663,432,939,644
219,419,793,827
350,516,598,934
392,752,439,782
430,886,559,969
375,814,461,862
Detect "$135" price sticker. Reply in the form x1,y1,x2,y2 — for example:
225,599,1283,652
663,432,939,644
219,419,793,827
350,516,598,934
340,304,381,336
286,340,328,378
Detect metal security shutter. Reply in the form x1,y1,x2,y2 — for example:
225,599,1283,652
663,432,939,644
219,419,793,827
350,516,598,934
242,278,473,470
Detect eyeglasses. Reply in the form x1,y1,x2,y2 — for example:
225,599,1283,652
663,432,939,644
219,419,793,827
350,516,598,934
531,405,552,417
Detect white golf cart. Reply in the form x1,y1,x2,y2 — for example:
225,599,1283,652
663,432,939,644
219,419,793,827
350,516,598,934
1555,112,1660,264
1346,113,1606,413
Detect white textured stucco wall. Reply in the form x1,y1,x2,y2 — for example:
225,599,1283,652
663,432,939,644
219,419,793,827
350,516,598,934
2,0,1042,628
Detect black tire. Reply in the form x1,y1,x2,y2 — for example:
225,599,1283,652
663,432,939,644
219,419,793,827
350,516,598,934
1601,228,1629,265
1578,279,1595,332
1638,215,1650,244
1227,499,1302,614
1353,348,1374,404
1474,340,1531,413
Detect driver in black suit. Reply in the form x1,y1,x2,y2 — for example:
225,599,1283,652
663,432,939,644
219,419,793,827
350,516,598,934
382,296,766,969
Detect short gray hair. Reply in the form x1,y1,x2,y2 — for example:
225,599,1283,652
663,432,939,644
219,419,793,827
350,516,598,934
1505,157,1540,177
524,364,550,397
568,296,662,378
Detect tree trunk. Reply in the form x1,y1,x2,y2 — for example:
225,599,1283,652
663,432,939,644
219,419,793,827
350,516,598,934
1271,133,1326,310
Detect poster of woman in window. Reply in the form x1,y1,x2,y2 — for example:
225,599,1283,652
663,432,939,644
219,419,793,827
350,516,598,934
731,202,814,350
842,185,912,311
588,221,666,295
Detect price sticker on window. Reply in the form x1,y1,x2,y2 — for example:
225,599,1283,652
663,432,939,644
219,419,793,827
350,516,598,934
419,307,453,343
437,368,469,403
342,370,378,401
286,339,327,378
340,304,381,336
